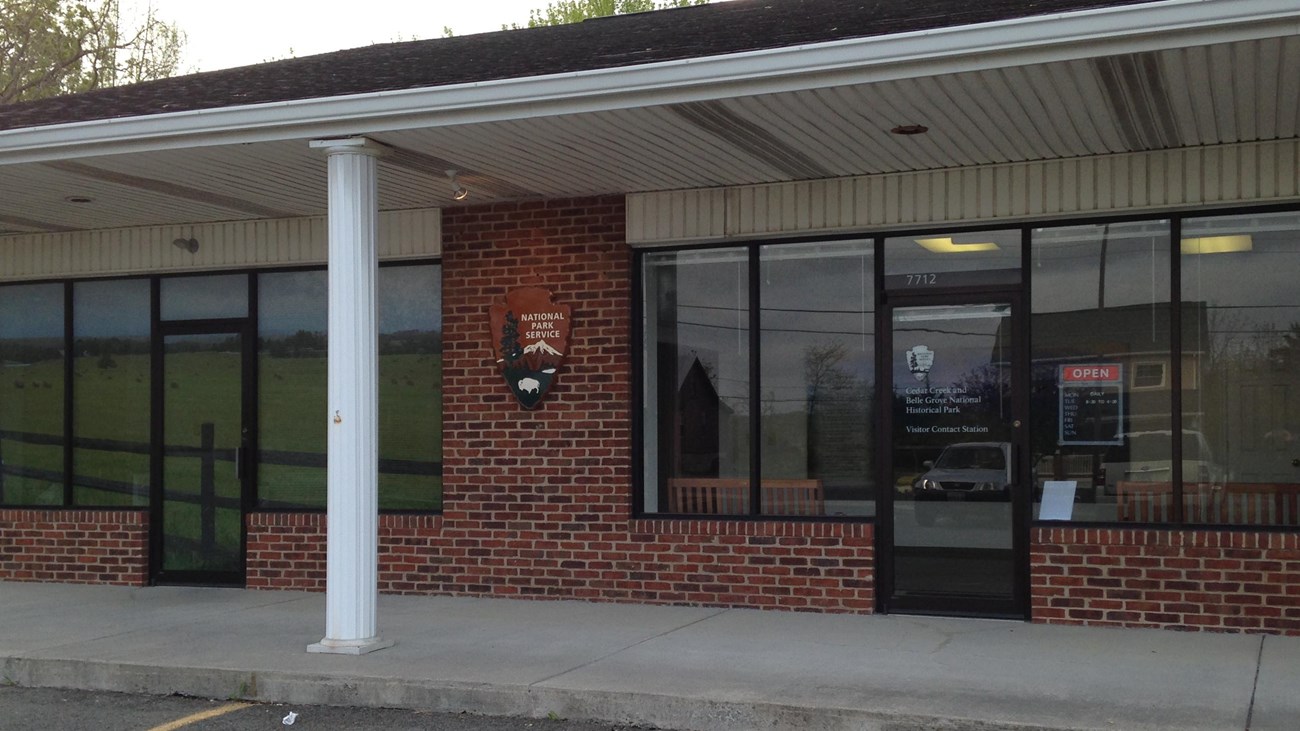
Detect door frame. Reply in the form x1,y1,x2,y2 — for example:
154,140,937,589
876,287,1031,619
148,317,256,586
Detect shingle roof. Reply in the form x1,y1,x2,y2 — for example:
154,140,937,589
0,0,1159,132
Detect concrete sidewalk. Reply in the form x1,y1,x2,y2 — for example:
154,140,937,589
1,582,1296,731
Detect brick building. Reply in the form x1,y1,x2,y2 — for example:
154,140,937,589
2,0,1300,650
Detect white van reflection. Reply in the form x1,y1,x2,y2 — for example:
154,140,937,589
912,442,1012,526
1100,430,1225,495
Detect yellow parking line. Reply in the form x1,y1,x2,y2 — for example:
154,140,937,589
145,702,250,731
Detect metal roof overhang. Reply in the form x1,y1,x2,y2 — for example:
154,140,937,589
0,0,1297,234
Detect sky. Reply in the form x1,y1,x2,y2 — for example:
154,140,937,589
119,1,550,73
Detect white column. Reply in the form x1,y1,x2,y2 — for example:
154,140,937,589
307,137,393,656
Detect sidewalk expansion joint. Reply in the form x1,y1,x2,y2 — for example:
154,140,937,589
526,607,731,687
1244,634,1265,731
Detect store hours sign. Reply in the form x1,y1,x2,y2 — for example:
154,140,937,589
489,287,571,409
1058,364,1123,446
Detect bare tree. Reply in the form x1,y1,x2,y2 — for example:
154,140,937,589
0,0,184,103
508,0,707,29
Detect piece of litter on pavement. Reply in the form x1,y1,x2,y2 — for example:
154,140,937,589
282,711,298,725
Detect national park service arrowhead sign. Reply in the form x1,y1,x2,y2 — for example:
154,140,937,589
489,287,571,409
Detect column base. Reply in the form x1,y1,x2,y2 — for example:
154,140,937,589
307,636,395,655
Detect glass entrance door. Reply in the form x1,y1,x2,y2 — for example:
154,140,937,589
885,301,1024,615
153,329,249,584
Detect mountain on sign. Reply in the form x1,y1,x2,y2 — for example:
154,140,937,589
524,340,562,356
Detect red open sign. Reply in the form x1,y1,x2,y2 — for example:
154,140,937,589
1060,364,1122,383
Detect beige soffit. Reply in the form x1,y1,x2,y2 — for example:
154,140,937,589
626,140,1300,245
0,208,440,282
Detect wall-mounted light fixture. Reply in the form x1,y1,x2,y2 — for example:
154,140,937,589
172,236,199,253
890,124,929,135
446,169,469,201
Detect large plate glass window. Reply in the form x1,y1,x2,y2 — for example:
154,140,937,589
1182,211,1300,526
1028,220,1173,523
759,240,875,517
254,264,442,511
257,270,328,509
377,264,443,511
73,279,151,506
0,283,64,506
642,242,877,517
642,248,751,514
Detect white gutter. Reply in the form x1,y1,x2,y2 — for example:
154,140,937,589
0,0,1297,164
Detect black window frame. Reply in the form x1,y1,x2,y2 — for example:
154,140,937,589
635,236,882,521
633,202,1300,533
0,258,443,515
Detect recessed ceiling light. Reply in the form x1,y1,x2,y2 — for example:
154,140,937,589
64,195,94,204
890,124,929,135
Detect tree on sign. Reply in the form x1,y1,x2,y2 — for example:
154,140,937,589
0,0,185,103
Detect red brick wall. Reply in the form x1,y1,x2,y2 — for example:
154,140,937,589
245,512,327,591
438,195,636,600
245,197,877,613
0,509,147,586
1032,527,1300,635
247,512,874,611
246,512,446,593
379,514,447,593
623,520,874,611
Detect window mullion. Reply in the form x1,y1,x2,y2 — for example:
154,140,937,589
1170,217,1184,524
749,245,761,516
63,281,73,507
